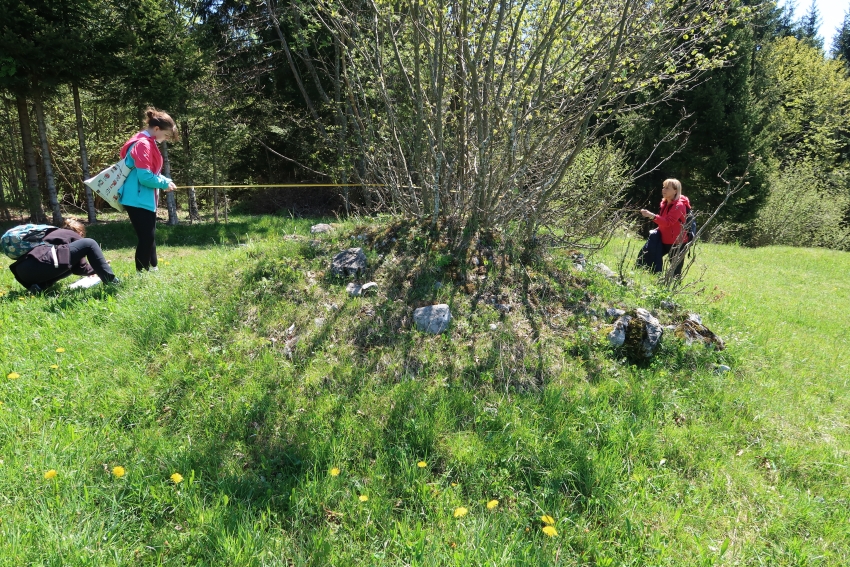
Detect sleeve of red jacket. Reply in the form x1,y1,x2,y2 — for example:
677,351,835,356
652,202,686,231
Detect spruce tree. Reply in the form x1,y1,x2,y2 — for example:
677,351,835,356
800,0,825,50
832,10,850,68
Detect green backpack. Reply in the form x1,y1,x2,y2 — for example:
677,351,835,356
1,224,55,260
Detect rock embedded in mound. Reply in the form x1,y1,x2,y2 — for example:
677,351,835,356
346,281,378,297
608,314,632,347
596,263,618,281
331,247,368,277
674,318,725,350
608,308,663,358
311,223,333,234
606,307,626,320
413,304,452,334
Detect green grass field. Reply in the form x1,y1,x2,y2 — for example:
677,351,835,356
1,215,848,566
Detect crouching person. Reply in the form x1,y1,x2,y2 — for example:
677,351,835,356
7,219,119,293
636,178,691,275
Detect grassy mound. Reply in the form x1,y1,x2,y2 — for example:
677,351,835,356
0,215,847,565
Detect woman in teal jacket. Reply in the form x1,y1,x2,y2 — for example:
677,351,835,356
118,107,177,271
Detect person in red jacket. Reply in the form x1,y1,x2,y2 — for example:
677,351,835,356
8,219,119,292
118,107,178,272
636,178,691,274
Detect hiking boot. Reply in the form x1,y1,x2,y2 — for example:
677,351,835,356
28,284,42,294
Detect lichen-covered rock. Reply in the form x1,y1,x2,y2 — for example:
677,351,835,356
331,248,367,277
413,304,452,334
622,308,663,358
674,319,725,350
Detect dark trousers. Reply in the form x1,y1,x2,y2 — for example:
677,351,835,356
636,230,685,275
12,239,116,288
125,205,158,271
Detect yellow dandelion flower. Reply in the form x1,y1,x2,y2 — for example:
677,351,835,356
453,507,468,518
542,525,558,537
417,461,426,468
112,466,126,478
7,372,19,380
541,515,555,525
451,482,457,487
44,469,57,480
170,472,183,484
330,467,340,476
50,365,58,369
55,348,65,353
358,494,369,502
487,499,499,510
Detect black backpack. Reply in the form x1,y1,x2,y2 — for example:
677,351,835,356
685,204,697,243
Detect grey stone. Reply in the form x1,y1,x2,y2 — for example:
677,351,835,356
413,304,452,334
570,252,587,267
596,263,618,280
633,308,664,357
310,223,333,234
687,313,703,325
606,307,626,319
346,281,378,297
331,247,368,277
715,364,731,374
495,303,512,314
314,318,326,327
608,315,632,347
489,323,500,331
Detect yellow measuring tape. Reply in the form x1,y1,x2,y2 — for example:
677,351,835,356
172,184,382,189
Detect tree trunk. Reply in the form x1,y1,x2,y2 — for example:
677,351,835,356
73,83,96,223
33,89,62,225
0,174,10,220
16,94,45,223
212,141,219,224
181,120,200,222
159,141,179,225
2,98,25,209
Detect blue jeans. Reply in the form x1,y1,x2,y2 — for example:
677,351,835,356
636,230,684,275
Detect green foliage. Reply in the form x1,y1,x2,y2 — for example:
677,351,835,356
0,0,122,92
753,37,850,169
752,162,850,249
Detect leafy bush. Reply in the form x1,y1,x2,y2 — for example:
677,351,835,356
751,162,850,250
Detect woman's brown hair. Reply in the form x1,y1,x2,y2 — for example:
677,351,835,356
145,107,178,141
63,218,86,237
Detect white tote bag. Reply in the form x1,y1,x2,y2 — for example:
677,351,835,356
84,158,130,212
